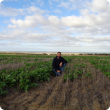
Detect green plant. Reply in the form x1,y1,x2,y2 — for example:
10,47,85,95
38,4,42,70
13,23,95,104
85,72,91,77
63,74,67,82
74,74,78,78
104,72,110,76
69,73,74,81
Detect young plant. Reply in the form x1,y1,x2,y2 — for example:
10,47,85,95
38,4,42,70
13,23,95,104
85,72,91,78
69,73,74,82
63,74,67,82
74,73,78,78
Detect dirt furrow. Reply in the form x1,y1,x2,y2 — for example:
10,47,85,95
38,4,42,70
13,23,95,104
0,92,22,110
63,76,85,110
29,72,65,110
10,78,57,110
49,75,69,110
85,62,110,110
2,71,58,110
36,63,71,110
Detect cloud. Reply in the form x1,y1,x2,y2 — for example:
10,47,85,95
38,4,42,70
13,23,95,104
0,0,4,4
0,6,44,16
7,24,16,28
7,42,20,45
53,9,62,13
8,14,61,28
57,2,70,9
0,42,6,46
0,0,18,2
7,3,110,36
0,42,20,47
8,13,47,28
61,16,86,27
1,23,110,53
0,29,27,40
6,0,110,41
1,26,110,46
1,0,110,52
89,0,110,13
57,0,89,10
31,0,44,6
48,15,60,26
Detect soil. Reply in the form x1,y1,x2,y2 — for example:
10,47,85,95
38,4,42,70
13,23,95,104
0,58,110,110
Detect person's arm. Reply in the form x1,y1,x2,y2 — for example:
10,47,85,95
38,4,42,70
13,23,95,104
62,57,68,64
52,58,57,71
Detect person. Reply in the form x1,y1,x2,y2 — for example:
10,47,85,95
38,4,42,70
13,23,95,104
52,52,68,76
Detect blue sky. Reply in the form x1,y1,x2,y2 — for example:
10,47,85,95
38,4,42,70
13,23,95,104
0,0,110,53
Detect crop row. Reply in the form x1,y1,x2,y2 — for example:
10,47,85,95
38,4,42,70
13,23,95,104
1,55,110,96
63,62,92,82
0,54,58,64
88,58,110,78
0,56,74,96
0,60,54,95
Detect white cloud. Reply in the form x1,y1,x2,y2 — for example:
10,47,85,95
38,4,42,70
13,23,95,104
31,0,44,6
1,0,110,52
57,0,89,10
0,6,44,16
48,15,60,26
7,24,16,28
1,24,110,53
0,0,18,2
27,6,44,13
90,0,110,13
0,0,4,4
58,2,70,9
7,42,20,45
7,3,110,36
0,29,27,40
61,16,86,27
54,9,61,13
8,14,61,28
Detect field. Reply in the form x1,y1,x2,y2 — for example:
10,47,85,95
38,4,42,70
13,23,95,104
0,55,110,110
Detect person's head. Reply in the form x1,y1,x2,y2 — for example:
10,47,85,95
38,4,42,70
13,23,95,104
57,52,61,57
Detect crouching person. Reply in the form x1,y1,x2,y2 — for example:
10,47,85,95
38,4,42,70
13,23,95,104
52,52,68,76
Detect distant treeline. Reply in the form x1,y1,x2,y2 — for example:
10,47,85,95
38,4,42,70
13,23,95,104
0,52,110,55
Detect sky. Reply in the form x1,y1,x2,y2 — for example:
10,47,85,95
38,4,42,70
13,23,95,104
0,0,110,53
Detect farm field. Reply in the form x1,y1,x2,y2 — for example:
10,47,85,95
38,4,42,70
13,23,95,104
0,55,110,110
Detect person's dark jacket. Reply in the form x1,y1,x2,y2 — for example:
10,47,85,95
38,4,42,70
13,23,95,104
52,56,68,72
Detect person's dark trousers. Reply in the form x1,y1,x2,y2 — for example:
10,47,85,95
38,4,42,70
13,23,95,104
53,63,67,76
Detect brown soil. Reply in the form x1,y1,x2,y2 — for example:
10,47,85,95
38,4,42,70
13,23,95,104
0,59,110,110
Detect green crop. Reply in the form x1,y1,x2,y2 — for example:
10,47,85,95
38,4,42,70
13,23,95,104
1,55,110,95
63,74,67,82
84,72,91,77
104,72,110,76
69,73,74,81
0,58,54,95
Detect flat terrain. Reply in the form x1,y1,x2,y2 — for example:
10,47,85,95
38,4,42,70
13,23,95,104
0,56,110,110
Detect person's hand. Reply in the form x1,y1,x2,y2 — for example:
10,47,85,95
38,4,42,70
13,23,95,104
59,62,62,67
57,70,61,73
